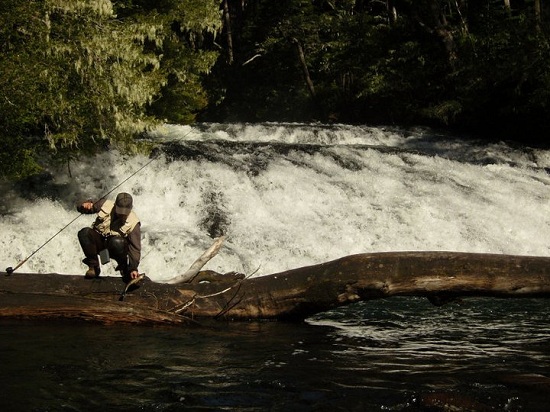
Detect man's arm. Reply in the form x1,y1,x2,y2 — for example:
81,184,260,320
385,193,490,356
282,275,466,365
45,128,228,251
77,198,106,214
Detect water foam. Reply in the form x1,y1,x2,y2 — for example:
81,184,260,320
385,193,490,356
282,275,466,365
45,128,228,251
2,123,550,281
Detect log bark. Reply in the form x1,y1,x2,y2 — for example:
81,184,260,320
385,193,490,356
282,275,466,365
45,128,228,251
1,252,550,325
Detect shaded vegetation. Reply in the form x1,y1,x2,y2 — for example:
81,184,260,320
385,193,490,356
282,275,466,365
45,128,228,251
1,0,549,179
0,0,220,178
207,0,550,144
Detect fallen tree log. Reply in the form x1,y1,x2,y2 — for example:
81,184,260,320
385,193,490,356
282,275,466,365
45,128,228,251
1,251,550,325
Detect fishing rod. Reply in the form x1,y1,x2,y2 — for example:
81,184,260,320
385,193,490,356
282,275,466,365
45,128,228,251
5,156,157,276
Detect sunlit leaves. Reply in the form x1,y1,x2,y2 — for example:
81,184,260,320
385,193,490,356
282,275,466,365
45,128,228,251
0,0,221,178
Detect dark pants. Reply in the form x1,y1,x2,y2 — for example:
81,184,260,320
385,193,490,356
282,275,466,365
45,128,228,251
78,228,129,276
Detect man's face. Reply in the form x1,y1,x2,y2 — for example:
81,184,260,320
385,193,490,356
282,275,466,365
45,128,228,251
117,213,128,223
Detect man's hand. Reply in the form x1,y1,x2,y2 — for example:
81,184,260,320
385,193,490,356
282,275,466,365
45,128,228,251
130,270,140,280
81,201,94,211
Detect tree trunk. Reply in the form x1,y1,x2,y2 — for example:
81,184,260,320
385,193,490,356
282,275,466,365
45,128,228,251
223,0,234,64
534,0,542,32
291,37,316,99
454,0,468,34
387,0,398,25
413,1,458,65
504,0,511,12
430,1,458,64
2,252,550,325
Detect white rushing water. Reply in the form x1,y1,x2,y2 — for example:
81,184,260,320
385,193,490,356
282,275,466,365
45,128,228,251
1,123,550,282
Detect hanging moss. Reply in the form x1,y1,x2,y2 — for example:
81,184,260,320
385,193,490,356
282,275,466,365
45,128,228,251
0,0,222,179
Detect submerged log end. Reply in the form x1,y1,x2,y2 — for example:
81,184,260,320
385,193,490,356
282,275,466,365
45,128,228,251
0,292,192,326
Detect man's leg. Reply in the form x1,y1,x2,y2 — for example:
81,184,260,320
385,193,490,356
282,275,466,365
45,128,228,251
106,236,130,282
77,228,104,278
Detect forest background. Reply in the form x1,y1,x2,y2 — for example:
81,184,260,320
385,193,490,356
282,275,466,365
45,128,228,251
1,0,549,179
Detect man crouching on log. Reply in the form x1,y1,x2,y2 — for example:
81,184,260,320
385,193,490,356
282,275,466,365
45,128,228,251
77,192,141,283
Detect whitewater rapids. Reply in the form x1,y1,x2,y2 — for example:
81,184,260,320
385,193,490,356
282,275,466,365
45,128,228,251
1,123,549,282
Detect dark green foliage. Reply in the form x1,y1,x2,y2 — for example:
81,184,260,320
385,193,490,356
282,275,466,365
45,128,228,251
449,5,550,140
2,0,550,181
0,0,221,179
0,1,49,178
204,0,550,145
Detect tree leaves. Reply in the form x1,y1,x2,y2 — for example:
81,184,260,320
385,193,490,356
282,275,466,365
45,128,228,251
0,0,221,179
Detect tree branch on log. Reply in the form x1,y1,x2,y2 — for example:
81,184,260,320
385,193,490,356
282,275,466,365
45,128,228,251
165,236,225,284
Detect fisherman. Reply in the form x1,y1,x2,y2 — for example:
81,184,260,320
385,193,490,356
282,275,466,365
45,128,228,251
77,192,141,283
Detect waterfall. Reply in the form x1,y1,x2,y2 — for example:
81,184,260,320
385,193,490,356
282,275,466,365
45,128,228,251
2,123,549,282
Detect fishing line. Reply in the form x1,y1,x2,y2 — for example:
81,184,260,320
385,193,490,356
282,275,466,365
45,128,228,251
5,125,197,275
5,156,157,276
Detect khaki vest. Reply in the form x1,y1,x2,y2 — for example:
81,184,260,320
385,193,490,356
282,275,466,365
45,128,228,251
92,199,139,238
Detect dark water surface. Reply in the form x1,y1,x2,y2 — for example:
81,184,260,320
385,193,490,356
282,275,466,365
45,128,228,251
1,298,549,411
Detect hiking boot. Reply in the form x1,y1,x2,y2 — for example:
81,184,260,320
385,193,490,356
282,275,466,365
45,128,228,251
84,266,100,279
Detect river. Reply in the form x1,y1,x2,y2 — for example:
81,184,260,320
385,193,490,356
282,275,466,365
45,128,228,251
0,123,549,410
